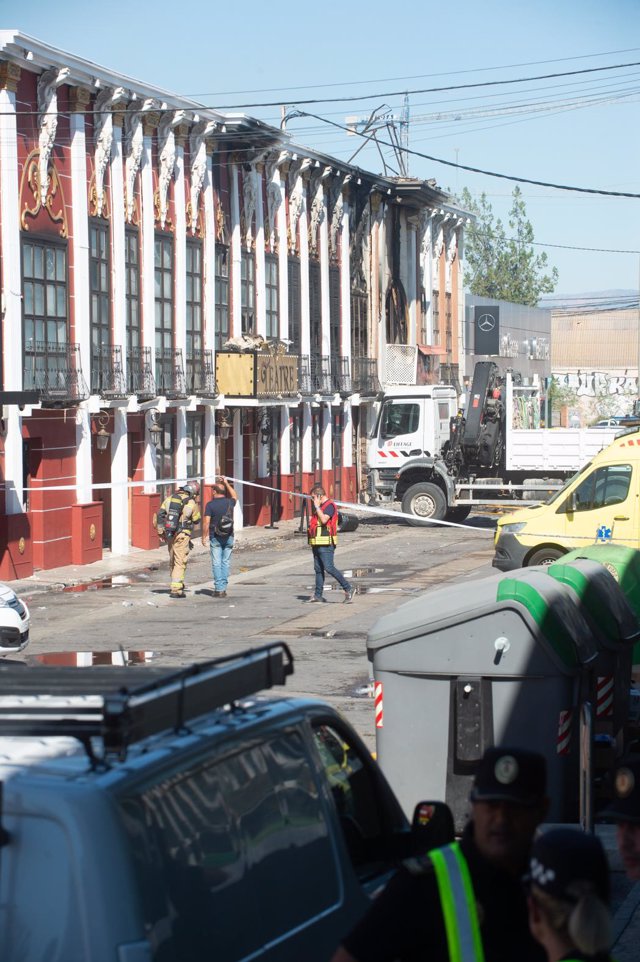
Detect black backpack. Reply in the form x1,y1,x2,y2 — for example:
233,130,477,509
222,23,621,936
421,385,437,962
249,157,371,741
157,491,189,538
213,500,234,537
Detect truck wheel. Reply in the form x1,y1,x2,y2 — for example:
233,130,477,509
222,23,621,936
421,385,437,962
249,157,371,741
445,505,471,523
337,512,360,533
401,483,447,525
528,547,564,566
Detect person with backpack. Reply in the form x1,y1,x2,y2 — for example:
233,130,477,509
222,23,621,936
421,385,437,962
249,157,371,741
307,484,354,603
202,476,238,598
157,481,201,600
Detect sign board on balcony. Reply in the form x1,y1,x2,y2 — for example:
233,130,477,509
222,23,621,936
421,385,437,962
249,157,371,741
215,352,255,397
256,354,298,397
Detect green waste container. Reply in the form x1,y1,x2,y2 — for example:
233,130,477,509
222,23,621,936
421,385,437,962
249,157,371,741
559,545,640,663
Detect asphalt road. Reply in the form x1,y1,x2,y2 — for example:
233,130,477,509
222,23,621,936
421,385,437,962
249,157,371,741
20,512,497,753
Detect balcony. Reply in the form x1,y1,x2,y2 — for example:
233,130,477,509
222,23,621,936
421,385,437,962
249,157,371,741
91,345,128,399
24,342,89,407
330,355,352,395
352,356,381,395
127,347,157,401
188,349,217,398
156,348,187,399
299,355,331,395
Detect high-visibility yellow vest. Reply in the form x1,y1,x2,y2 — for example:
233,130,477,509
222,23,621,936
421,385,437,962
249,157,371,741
428,842,485,962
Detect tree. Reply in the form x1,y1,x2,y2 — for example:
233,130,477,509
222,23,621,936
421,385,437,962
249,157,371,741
460,186,559,306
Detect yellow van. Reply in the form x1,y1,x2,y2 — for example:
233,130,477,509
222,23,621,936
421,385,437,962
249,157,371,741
493,429,640,570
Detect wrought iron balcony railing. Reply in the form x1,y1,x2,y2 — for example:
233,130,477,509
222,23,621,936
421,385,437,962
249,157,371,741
155,348,187,399
91,344,128,399
330,355,351,394
127,346,157,400
188,349,217,398
352,356,381,395
24,342,89,407
299,355,331,395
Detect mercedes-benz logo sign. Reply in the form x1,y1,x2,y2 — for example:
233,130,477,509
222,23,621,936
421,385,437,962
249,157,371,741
477,313,496,332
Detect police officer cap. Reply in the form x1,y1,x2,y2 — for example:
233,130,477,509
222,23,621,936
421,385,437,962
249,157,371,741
526,828,610,905
599,754,640,825
470,746,547,806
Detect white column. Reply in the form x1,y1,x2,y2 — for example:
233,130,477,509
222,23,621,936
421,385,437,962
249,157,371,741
230,163,241,336
202,151,217,487
276,164,288,340
111,407,129,553
174,139,188,485
280,406,292,475
299,176,311,357
176,408,187,483
301,402,312,473
203,150,216,350
140,123,157,486
110,117,128,551
232,410,244,530
0,80,24,513
70,101,92,504
340,189,351,359
319,185,330,356
254,166,266,336
174,138,187,362
342,401,353,469
322,402,332,468
407,217,418,345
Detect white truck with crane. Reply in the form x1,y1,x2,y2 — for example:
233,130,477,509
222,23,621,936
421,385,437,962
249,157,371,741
365,361,622,523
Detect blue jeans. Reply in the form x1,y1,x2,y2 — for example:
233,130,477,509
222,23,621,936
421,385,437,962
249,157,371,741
210,534,234,591
312,545,352,598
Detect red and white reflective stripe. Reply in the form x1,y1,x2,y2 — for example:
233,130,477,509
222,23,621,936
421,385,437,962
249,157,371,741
557,709,573,755
597,676,614,717
378,449,400,458
374,681,384,728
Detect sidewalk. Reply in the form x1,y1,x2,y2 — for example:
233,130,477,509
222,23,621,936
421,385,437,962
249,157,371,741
10,516,303,599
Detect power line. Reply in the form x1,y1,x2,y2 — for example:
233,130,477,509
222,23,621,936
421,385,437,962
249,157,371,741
182,46,640,98
212,60,640,109
295,111,640,198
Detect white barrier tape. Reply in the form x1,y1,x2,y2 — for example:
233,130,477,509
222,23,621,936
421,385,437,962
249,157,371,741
20,473,637,540
20,472,489,531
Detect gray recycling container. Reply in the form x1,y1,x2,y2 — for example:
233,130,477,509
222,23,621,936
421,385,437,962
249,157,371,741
367,569,598,830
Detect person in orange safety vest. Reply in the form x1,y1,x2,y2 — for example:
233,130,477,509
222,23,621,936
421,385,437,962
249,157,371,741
306,484,354,604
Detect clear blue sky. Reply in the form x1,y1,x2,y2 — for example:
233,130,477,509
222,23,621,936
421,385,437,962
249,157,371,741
7,0,640,297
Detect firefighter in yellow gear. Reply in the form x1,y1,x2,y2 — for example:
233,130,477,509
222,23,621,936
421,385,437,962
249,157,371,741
157,481,201,599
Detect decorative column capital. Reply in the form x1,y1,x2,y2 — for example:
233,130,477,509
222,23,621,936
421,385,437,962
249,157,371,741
68,85,92,112
0,61,21,92
143,112,161,136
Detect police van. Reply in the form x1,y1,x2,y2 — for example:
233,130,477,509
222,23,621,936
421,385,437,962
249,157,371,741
0,643,411,962
493,428,640,570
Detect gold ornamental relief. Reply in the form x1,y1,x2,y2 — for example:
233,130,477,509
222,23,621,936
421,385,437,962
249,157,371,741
19,149,69,238
88,167,111,220
17,537,26,556
215,203,228,244
152,512,158,528
186,200,204,238
89,523,97,542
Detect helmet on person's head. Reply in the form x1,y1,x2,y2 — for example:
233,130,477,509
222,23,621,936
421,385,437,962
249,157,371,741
182,481,200,497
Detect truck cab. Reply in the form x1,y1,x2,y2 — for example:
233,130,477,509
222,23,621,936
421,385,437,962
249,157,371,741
366,385,458,503
493,429,640,570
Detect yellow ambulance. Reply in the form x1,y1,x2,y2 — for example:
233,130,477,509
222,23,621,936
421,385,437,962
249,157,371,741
493,429,640,571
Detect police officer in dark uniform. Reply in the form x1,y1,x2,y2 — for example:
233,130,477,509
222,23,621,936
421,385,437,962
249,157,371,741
599,753,640,880
330,746,549,962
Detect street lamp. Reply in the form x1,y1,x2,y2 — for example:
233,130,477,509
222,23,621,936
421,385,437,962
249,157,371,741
147,410,163,448
217,408,232,441
96,411,110,451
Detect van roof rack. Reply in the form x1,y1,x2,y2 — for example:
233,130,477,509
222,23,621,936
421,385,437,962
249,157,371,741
0,643,293,767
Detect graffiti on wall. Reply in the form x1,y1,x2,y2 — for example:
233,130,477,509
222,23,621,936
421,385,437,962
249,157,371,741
554,370,638,397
